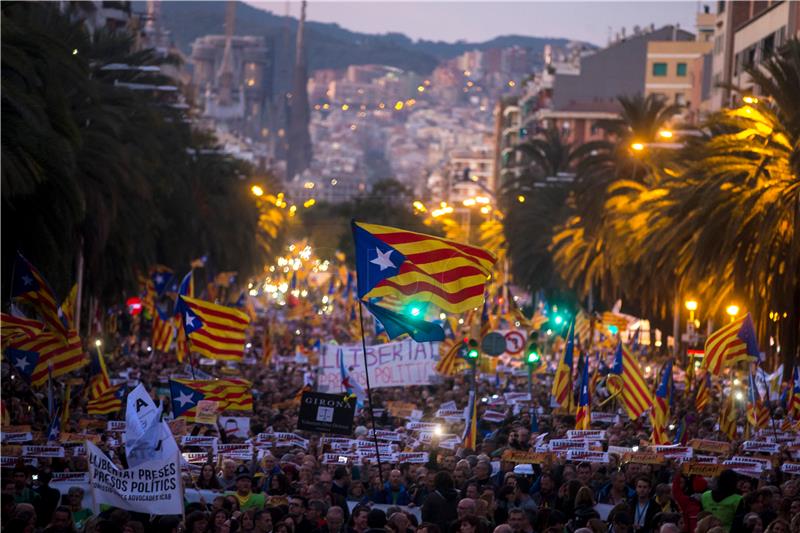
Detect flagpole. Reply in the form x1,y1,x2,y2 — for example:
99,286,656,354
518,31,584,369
356,300,384,482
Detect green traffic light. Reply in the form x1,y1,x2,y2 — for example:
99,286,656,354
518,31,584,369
467,348,479,359
527,351,540,364
554,315,563,325
409,307,421,317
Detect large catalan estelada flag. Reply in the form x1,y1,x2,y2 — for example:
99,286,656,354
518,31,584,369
177,295,250,361
11,253,70,339
703,313,759,375
608,342,653,420
87,384,125,415
169,378,253,418
574,355,591,430
550,321,575,408
352,221,496,314
4,328,85,387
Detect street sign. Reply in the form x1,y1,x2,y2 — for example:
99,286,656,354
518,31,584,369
481,332,506,356
298,391,356,435
504,331,526,355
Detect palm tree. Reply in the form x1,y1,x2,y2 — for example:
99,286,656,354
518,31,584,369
550,94,682,313
644,40,800,375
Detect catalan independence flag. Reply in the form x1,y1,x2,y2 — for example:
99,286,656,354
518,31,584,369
609,342,653,420
703,313,759,375
550,321,575,408
1,313,45,345
6,328,85,387
169,378,253,418
651,360,672,444
788,366,800,419
719,393,738,439
352,221,496,314
87,384,125,415
88,345,112,398
152,309,175,353
695,371,711,412
574,355,591,430
746,369,770,430
177,295,250,361
462,390,478,450
11,253,69,339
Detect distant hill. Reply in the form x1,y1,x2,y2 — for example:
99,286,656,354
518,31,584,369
135,1,582,75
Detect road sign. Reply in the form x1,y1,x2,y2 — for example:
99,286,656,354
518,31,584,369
481,332,506,357
504,331,526,355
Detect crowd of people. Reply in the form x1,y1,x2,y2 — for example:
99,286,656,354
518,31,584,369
2,306,799,533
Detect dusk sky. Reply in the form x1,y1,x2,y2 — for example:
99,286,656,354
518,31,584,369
247,1,705,47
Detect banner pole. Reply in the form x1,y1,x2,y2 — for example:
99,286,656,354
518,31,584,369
357,300,384,483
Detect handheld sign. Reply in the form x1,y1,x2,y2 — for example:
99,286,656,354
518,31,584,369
297,391,356,436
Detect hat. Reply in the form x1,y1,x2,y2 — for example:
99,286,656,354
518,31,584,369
235,465,252,481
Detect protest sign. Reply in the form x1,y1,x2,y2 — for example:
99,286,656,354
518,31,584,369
181,436,218,447
318,339,439,390
681,462,728,476
107,421,126,432
689,439,732,454
396,452,428,464
781,463,800,475
742,441,780,453
622,452,665,465
195,400,219,425
297,392,356,435
566,450,609,463
591,412,620,424
1,432,33,443
387,401,417,418
501,450,553,464
651,445,693,460
87,442,182,515
125,384,179,468
219,417,250,439
22,446,64,458
567,430,607,440
483,410,507,423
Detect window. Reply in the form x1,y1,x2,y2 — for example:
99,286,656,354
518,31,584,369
676,63,687,76
652,62,668,76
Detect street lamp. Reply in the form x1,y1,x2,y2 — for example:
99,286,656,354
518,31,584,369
630,142,645,152
251,185,264,197
726,304,740,322
658,130,674,139
685,300,698,322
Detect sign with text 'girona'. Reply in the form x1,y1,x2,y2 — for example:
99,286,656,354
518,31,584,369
297,391,356,436
318,339,439,390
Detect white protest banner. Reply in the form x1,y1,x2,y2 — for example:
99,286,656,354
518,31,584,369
50,473,91,511
503,392,531,404
652,445,693,460
549,439,588,451
406,422,439,431
567,430,607,441
396,452,428,464
22,446,65,458
435,409,464,422
483,410,507,423
322,453,353,465
368,430,402,442
566,450,609,463
125,384,179,468
591,412,620,424
2,432,33,443
781,463,800,475
183,452,212,464
88,442,181,515
1,457,36,467
219,417,250,439
694,455,719,464
440,401,457,411
107,421,126,432
218,444,253,460
318,339,439,390
742,441,780,454
729,456,772,470
181,436,218,447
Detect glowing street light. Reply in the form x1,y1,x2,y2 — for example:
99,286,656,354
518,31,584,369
742,95,759,104
658,130,674,139
250,185,264,197
726,304,740,322
685,299,698,321
517,195,526,203
631,142,645,152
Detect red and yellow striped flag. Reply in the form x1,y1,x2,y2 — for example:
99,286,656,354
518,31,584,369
550,321,575,407
11,253,70,339
608,343,653,420
703,313,759,375
720,393,738,439
436,338,466,376
695,372,711,411
7,329,85,387
178,295,250,361
169,378,252,418
87,384,124,415
352,222,496,313
152,310,175,353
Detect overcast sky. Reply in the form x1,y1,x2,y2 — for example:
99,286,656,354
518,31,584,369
246,1,706,47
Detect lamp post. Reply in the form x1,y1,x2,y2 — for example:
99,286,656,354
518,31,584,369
726,305,740,323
